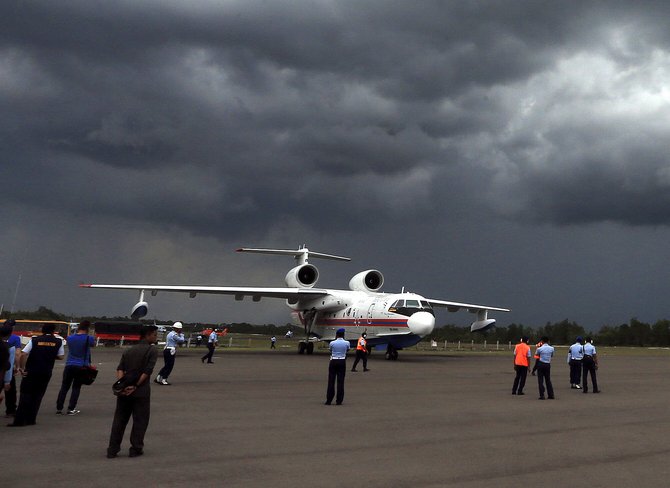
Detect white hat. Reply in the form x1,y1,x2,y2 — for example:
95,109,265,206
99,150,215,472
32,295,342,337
173,321,183,329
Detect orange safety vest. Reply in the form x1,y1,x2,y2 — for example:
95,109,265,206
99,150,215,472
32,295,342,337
357,337,367,351
514,342,531,367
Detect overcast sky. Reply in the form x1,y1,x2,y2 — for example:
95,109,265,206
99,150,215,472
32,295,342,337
3,0,670,330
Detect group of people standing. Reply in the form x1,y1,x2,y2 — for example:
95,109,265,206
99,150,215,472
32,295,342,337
512,335,600,399
1,320,94,427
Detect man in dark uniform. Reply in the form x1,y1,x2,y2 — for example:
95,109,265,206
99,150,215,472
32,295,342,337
8,323,64,427
107,325,158,458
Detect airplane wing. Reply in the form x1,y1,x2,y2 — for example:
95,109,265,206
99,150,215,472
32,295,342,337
426,299,510,313
426,298,509,332
79,284,329,300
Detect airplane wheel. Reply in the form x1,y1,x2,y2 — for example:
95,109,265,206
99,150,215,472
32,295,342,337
306,342,314,354
298,342,306,354
385,345,398,360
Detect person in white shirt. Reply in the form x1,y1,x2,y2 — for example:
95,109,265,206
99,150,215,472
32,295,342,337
201,329,218,364
155,322,185,385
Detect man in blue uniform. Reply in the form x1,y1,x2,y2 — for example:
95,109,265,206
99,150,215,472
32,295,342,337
201,329,218,364
9,323,64,427
536,336,555,400
568,337,584,389
325,328,350,405
107,325,158,458
56,321,96,415
582,337,600,393
155,322,185,385
2,320,22,418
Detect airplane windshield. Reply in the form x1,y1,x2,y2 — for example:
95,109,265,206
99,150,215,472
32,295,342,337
388,299,434,317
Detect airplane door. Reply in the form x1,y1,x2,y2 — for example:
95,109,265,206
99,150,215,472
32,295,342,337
367,301,375,324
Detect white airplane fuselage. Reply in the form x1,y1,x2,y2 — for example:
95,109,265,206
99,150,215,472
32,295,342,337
291,290,436,349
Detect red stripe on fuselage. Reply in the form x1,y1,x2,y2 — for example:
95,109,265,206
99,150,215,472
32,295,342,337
318,318,408,328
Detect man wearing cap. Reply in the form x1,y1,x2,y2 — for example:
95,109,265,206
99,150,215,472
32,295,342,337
536,336,555,400
582,337,600,393
155,322,185,385
568,337,584,389
351,331,369,372
201,328,218,364
325,328,350,405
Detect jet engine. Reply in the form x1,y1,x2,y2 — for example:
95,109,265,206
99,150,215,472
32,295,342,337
470,310,496,332
348,270,384,292
285,264,319,288
131,301,149,319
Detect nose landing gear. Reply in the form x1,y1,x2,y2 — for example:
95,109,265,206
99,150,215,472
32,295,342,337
385,344,399,360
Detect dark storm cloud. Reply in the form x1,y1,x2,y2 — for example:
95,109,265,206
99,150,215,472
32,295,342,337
4,0,670,325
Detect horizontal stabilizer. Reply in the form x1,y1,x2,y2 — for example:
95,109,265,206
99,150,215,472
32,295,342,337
236,246,350,265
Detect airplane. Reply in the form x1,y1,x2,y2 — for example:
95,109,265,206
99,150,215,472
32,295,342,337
80,246,509,360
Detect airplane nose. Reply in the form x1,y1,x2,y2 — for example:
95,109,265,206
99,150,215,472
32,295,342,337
407,311,435,337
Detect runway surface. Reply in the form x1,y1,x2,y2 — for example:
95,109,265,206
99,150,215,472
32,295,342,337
2,346,669,487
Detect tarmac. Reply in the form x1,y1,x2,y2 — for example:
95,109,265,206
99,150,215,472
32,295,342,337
2,346,669,487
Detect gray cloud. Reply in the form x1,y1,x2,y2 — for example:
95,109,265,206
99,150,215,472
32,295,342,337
3,1,670,327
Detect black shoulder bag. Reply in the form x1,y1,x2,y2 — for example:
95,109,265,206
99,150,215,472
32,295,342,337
77,335,98,385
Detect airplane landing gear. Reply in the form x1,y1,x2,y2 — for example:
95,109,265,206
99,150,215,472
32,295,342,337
298,341,314,354
385,344,399,360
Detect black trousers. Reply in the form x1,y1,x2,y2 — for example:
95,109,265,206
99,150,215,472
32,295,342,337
352,350,367,370
5,374,17,415
537,362,554,398
582,357,599,392
326,359,346,404
201,343,215,363
108,395,151,454
158,349,175,379
569,359,583,385
13,372,52,425
56,365,83,411
512,365,528,393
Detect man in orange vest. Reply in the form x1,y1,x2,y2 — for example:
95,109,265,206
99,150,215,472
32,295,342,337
351,332,369,372
512,336,531,395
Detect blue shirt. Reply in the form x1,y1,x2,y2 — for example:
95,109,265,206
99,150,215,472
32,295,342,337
3,345,15,384
65,334,95,367
536,343,554,363
329,338,350,360
584,343,596,356
8,335,21,349
569,342,584,360
208,332,217,343
165,331,185,348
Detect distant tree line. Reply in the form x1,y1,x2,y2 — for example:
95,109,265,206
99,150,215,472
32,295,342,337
431,318,670,347
3,307,670,346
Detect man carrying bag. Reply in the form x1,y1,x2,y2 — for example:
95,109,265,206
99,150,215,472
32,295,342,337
56,321,96,416
107,325,158,459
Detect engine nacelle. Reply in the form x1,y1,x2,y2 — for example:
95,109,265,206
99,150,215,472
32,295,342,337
349,269,384,292
471,319,496,333
131,301,149,319
285,264,319,288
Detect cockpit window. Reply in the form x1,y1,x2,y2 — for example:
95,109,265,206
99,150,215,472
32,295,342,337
389,298,434,317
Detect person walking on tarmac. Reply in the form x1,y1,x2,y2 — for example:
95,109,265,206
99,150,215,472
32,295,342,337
201,329,218,364
531,338,543,376
536,336,555,400
512,336,531,395
9,323,64,427
568,337,585,389
325,328,350,405
351,332,369,372
582,337,600,393
155,322,185,385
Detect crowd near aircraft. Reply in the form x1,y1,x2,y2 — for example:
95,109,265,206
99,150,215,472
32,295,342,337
81,246,509,359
